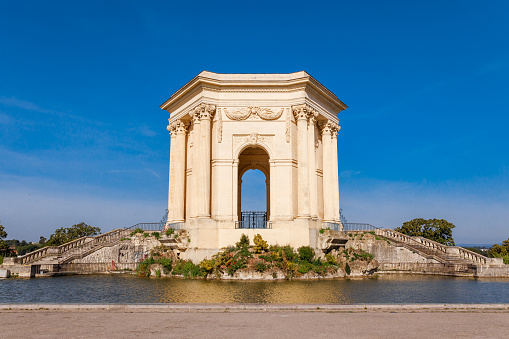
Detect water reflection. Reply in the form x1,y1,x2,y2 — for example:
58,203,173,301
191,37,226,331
1,275,509,304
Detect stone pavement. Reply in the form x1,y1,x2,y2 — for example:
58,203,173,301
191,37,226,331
1,304,509,338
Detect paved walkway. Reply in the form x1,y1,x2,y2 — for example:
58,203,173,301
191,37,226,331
1,304,509,338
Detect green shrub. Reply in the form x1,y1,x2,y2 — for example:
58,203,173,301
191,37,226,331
253,234,268,253
153,232,160,239
325,254,337,265
368,231,375,235
130,228,144,236
157,258,173,272
155,269,161,278
312,258,322,266
254,261,269,273
226,253,248,276
172,260,204,278
0,256,3,265
298,262,312,274
259,254,272,262
165,228,175,236
319,229,325,234
375,236,381,240
236,234,250,249
298,246,315,263
143,232,149,238
282,245,296,262
137,257,155,277
238,246,252,259
199,259,215,274
120,237,130,241
345,263,351,275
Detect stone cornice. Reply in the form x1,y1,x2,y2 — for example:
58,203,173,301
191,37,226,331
160,71,347,113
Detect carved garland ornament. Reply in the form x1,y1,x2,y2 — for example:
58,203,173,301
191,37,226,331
224,107,284,121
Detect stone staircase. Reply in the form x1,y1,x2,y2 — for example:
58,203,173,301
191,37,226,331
374,228,492,266
3,228,130,266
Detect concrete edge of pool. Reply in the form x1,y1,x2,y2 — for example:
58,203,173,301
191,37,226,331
1,303,509,311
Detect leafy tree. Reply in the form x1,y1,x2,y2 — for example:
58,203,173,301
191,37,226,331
46,222,101,246
488,238,509,264
17,244,41,256
394,218,456,246
0,221,7,240
0,221,10,257
39,236,46,244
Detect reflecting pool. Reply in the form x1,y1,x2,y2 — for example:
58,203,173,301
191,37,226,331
1,274,509,304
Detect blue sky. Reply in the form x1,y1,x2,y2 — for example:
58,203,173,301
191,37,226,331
0,1,508,244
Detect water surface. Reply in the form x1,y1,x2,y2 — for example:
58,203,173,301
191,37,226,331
1,274,508,304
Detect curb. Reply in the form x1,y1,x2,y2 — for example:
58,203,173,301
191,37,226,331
1,303,509,311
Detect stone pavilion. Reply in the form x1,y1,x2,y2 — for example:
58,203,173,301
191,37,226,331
161,71,347,261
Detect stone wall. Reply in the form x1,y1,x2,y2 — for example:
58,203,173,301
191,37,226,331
345,234,440,264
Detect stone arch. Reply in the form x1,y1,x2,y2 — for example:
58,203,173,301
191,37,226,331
234,140,274,161
237,146,271,222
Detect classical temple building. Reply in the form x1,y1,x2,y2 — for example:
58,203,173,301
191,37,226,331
161,71,347,260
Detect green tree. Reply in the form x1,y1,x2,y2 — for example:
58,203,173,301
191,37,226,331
46,222,101,246
0,221,7,240
488,238,509,264
394,218,456,246
0,221,9,257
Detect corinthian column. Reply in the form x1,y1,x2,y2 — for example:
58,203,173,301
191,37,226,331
320,122,334,222
308,114,318,219
191,112,200,219
173,120,188,222
293,105,310,218
166,122,177,223
195,104,216,218
332,124,341,222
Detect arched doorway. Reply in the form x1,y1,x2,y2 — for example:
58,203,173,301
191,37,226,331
237,146,270,227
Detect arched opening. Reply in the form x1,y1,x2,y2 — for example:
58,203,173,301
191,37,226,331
237,146,270,228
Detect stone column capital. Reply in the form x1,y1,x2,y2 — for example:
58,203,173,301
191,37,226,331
168,120,190,135
175,120,189,134
192,103,216,120
292,104,317,121
319,121,340,135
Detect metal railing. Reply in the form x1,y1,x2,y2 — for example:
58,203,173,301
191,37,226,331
235,221,273,229
165,222,184,230
322,222,342,231
343,223,379,232
238,211,269,229
125,223,164,231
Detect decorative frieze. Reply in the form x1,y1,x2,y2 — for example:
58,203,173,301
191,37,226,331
224,107,284,121
233,133,274,148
